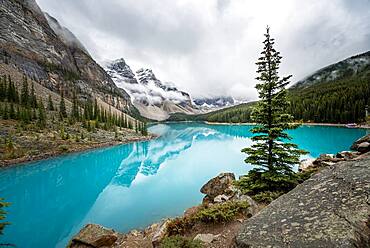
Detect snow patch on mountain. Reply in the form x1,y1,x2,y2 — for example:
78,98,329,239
293,51,370,88
105,58,201,120
193,96,235,110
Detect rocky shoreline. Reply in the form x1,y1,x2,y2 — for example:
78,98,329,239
67,134,370,248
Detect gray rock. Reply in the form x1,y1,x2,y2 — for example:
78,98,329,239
231,193,259,216
70,224,118,248
313,154,342,167
200,172,235,201
152,219,171,247
298,158,315,172
357,142,370,153
214,194,231,203
336,151,359,160
235,155,370,248
194,233,219,243
351,134,370,152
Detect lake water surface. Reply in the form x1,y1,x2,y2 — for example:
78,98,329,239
0,123,367,247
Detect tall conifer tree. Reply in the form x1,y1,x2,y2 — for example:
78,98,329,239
59,92,67,120
21,76,29,106
48,95,54,111
241,27,307,194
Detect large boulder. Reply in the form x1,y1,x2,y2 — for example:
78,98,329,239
336,151,360,160
351,134,370,152
235,156,370,248
230,193,259,216
298,158,315,172
200,172,235,202
312,153,345,168
357,142,370,153
69,224,118,248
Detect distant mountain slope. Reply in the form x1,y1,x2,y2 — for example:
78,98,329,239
167,102,256,123
105,58,202,121
288,65,370,123
292,51,370,89
289,50,370,123
0,0,138,119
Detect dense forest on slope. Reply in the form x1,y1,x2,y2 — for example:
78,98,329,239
288,69,370,123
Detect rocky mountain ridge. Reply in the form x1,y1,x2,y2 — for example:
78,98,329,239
0,0,136,118
105,58,202,121
292,50,370,89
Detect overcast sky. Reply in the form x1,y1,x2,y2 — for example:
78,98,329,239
36,0,370,100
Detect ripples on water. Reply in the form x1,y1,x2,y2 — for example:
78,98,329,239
0,123,366,247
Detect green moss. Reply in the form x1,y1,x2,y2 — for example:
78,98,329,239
160,235,203,248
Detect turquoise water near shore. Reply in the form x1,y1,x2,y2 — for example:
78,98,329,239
0,123,366,247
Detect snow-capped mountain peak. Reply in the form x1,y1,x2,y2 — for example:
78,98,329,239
105,59,199,120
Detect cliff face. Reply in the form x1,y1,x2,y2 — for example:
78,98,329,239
0,0,133,114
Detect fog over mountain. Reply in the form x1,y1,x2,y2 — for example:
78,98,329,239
36,0,370,101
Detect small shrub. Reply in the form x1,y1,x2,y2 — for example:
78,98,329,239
251,191,284,204
160,236,202,248
59,145,69,152
0,198,10,235
194,201,249,224
166,217,194,236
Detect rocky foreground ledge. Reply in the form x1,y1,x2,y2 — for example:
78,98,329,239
236,153,370,248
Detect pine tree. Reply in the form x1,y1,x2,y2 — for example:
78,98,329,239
21,76,29,106
123,114,127,128
37,99,46,128
240,27,307,195
93,98,98,120
59,93,67,120
0,197,10,235
48,95,54,111
9,103,15,119
30,82,37,108
71,91,79,120
3,104,9,120
0,76,5,101
141,122,148,136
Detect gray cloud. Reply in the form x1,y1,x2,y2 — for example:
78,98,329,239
36,0,370,101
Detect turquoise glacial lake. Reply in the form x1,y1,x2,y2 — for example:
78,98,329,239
0,123,367,247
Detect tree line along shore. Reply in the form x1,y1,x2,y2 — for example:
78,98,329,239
0,74,151,167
